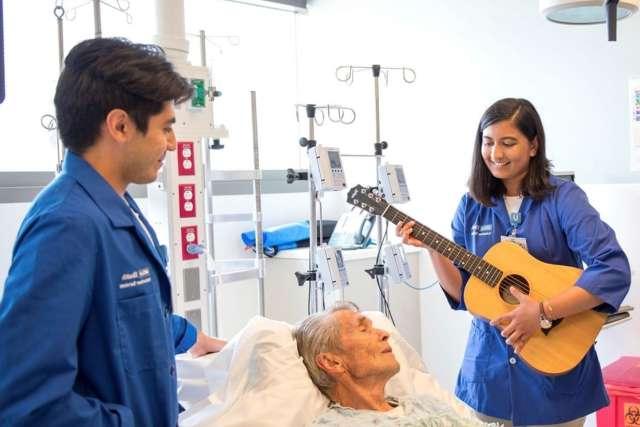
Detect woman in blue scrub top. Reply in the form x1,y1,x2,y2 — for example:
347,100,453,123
397,98,630,426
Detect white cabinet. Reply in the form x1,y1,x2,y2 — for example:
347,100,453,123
215,245,426,353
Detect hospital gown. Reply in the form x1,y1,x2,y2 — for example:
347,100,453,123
311,395,499,426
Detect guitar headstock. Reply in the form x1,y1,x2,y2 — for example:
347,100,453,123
346,185,389,216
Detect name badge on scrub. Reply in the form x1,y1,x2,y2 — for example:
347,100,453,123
501,234,528,251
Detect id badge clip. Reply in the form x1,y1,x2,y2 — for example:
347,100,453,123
501,212,528,250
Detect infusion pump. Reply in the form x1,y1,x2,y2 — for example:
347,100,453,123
316,244,350,290
308,145,347,192
382,244,412,284
378,164,410,204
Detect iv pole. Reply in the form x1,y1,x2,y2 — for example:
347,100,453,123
335,64,416,318
293,103,355,314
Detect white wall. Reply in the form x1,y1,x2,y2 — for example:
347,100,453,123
294,0,640,186
0,0,156,172
582,183,640,369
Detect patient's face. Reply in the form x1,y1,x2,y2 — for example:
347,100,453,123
333,310,400,380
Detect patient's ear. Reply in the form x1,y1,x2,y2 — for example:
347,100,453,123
316,352,344,376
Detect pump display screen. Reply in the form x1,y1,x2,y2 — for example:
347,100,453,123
328,150,342,169
396,167,407,185
335,250,345,269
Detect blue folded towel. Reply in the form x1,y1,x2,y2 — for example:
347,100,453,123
241,221,311,256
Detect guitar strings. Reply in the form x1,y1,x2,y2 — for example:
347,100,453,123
364,192,547,299
381,202,548,298
389,207,554,301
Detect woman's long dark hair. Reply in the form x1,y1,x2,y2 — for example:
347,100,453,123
468,98,553,206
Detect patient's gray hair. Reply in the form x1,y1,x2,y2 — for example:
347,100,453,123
294,301,359,399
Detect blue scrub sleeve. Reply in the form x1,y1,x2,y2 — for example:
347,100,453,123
447,194,470,311
0,215,134,426
556,184,631,312
172,314,197,354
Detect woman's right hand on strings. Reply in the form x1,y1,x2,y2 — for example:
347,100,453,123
396,221,427,248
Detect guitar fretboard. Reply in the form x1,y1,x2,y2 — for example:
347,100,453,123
384,204,503,287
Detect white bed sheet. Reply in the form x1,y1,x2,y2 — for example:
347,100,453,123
177,311,473,427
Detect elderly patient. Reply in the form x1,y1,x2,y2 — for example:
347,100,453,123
294,302,497,426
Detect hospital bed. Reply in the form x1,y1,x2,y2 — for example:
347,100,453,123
176,311,476,427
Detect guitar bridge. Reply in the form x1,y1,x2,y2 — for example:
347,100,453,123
541,318,563,335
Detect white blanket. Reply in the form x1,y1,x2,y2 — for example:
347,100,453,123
177,312,473,427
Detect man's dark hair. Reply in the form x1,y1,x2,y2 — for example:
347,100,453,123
54,37,193,154
468,98,554,206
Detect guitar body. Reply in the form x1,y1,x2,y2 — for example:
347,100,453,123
345,184,608,377
464,240,606,376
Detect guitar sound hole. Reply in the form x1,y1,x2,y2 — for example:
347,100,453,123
498,274,530,305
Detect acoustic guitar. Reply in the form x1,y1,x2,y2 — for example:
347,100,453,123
346,184,606,376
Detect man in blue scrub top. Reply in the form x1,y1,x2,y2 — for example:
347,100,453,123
0,38,225,426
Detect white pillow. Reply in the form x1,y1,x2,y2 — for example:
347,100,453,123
178,316,326,427
177,311,473,427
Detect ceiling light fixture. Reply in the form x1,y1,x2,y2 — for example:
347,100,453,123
540,0,640,41
225,0,306,14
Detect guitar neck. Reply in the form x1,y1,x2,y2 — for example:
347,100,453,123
382,204,501,286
